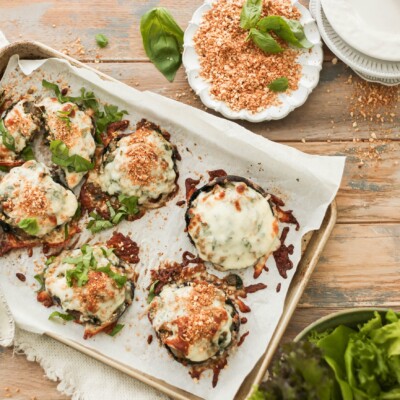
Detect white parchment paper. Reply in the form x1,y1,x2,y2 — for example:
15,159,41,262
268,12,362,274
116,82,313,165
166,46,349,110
0,55,345,400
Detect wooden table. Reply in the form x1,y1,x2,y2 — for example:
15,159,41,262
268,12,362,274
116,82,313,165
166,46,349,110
0,1,399,399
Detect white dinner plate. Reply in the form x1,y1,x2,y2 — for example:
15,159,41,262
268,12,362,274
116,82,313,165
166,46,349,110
321,0,400,62
310,0,400,86
183,0,323,122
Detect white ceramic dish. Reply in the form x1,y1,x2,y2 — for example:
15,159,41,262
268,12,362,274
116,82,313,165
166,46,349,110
310,0,400,86
321,0,400,62
182,0,323,122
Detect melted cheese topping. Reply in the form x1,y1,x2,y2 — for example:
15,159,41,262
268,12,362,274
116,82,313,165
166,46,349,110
0,100,38,158
0,160,78,237
98,127,176,204
188,182,280,270
45,246,133,324
150,282,234,362
39,97,95,188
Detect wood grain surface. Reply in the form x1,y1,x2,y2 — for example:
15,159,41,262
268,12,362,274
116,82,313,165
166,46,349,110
0,0,399,399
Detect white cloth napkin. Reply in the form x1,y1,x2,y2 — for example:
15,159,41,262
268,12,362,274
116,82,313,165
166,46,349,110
0,31,167,400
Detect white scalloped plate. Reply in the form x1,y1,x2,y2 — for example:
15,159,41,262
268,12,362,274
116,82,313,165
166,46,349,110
310,0,400,86
182,0,323,122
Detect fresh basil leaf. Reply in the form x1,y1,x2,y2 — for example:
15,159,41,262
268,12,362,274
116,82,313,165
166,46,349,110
268,77,289,92
67,154,94,173
21,145,35,161
18,218,39,236
108,324,124,337
240,0,263,30
0,119,16,152
247,28,283,54
94,104,128,143
118,195,139,216
140,7,184,82
101,247,115,258
0,166,10,172
111,211,127,225
95,34,109,48
147,280,160,304
42,79,64,103
57,109,72,127
96,264,127,288
66,263,90,287
257,16,313,49
48,311,75,321
49,140,94,172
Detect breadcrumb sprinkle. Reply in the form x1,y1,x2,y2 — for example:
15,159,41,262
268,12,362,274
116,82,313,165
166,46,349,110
193,0,303,113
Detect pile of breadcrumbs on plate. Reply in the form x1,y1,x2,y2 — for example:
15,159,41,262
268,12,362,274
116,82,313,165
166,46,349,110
193,0,303,113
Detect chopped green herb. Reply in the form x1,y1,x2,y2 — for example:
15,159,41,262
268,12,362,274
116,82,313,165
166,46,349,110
96,264,127,288
246,28,283,54
108,324,124,337
45,256,56,266
0,119,16,152
87,211,114,233
49,139,94,173
140,7,184,82
118,194,140,216
21,145,35,161
268,77,289,92
147,280,160,304
34,273,46,292
94,104,128,144
64,224,69,239
18,218,39,236
95,34,109,48
240,0,263,30
48,311,75,321
56,109,73,127
0,166,10,172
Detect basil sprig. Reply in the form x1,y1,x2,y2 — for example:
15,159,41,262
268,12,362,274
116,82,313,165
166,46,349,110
63,244,127,289
240,0,313,54
49,140,94,173
0,119,16,152
95,34,109,48
140,7,184,82
268,77,289,92
240,0,262,29
87,195,139,233
18,218,39,236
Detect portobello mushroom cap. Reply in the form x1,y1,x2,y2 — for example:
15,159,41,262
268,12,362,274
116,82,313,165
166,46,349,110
185,175,280,271
148,280,240,364
96,120,179,208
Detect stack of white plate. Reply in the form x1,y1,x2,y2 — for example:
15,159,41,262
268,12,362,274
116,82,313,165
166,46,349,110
310,0,400,86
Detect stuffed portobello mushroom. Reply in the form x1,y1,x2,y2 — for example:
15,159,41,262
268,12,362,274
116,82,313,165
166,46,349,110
0,160,78,239
40,244,135,339
185,176,280,271
38,97,96,189
97,119,178,207
0,100,41,166
148,280,240,363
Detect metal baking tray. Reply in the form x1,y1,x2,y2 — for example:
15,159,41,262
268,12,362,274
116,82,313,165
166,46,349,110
0,41,338,400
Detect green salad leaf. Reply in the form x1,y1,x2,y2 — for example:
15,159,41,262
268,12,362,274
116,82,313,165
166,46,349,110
246,28,283,54
140,7,184,82
250,340,337,400
95,34,109,48
240,0,263,30
257,16,313,49
18,218,39,236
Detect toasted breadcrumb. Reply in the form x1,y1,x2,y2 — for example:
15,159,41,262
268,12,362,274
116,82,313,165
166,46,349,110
193,0,303,113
